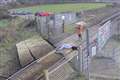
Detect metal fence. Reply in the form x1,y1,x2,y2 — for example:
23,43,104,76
113,47,120,60
35,12,79,39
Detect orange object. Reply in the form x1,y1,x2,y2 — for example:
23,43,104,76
75,25,85,34
75,21,86,35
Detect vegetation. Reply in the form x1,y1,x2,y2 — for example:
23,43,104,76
0,17,38,78
65,24,75,34
0,19,10,28
0,7,10,19
0,17,38,50
13,3,107,13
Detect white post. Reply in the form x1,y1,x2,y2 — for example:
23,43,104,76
43,69,49,80
62,15,65,33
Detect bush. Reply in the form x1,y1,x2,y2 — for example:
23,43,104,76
0,7,10,20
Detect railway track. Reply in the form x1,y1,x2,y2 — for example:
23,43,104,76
7,9,120,80
7,48,78,80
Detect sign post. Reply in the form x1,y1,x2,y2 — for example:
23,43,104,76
62,16,65,33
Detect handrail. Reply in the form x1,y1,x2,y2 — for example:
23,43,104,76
48,50,73,71
48,51,78,74
99,11,120,25
7,50,56,80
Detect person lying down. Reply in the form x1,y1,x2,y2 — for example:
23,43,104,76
56,43,78,50
55,43,78,57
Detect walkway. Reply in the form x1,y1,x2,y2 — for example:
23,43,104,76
90,35,120,80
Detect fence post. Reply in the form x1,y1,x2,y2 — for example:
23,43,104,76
86,28,90,80
46,16,49,39
43,69,49,80
53,14,56,36
62,16,65,33
39,17,42,36
34,16,37,31
78,46,82,73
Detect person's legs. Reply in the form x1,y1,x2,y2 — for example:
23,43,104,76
78,34,82,40
71,46,78,50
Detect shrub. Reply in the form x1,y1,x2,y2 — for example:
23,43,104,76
0,7,10,19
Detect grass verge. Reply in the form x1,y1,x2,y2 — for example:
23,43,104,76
13,3,107,13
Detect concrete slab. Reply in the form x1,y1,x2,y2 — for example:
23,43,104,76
16,36,54,67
